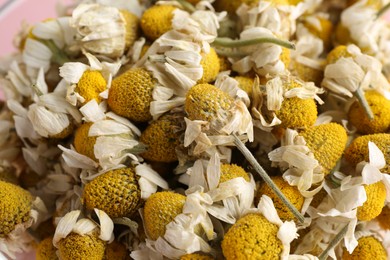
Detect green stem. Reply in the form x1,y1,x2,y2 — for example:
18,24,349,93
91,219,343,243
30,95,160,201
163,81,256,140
214,48,250,58
232,134,305,224
213,37,296,50
354,87,374,121
376,2,390,19
318,224,349,260
175,0,196,13
41,39,71,65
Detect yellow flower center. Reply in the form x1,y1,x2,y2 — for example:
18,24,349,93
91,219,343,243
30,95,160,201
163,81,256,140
58,232,106,260
73,122,97,161
357,181,386,221
75,70,107,105
342,236,387,260
140,5,176,41
198,48,220,84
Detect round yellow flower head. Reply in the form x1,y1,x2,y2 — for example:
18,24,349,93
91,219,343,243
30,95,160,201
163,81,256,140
83,167,141,218
377,205,390,230
36,237,58,260
0,181,32,237
219,56,232,72
275,80,318,129
219,163,250,183
348,90,390,134
214,0,260,13
140,114,182,163
257,176,304,221
342,236,387,260
108,68,155,122
57,232,106,260
185,83,234,122
0,166,18,185
344,134,390,171
74,122,97,161
140,5,176,41
180,253,214,260
303,17,333,50
198,48,220,84
357,181,386,221
105,240,130,260
119,10,140,49
221,213,283,260
75,70,107,105
326,45,353,65
234,76,254,97
300,123,348,174
144,191,186,240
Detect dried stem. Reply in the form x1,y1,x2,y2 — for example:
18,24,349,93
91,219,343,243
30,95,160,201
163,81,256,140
232,134,305,223
213,37,296,50
377,2,390,19
318,224,349,260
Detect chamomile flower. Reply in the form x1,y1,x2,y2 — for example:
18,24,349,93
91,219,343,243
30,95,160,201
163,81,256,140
222,195,298,260
141,5,177,41
0,181,46,259
60,52,120,106
53,209,114,259
184,82,253,161
70,3,140,58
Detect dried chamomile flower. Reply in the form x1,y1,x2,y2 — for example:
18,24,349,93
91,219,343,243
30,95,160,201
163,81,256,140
198,48,220,84
36,237,58,260
357,181,386,221
60,53,120,106
70,3,140,58
348,90,390,134
140,113,182,163
219,163,250,183
275,85,318,130
107,67,155,122
53,209,114,260
0,181,45,258
105,240,130,260
326,45,353,65
344,133,390,170
74,122,98,161
222,213,282,259
234,76,254,97
342,236,387,259
257,176,305,221
143,191,186,240
222,195,298,259
82,167,142,218
140,5,177,41
300,123,348,174
185,83,233,122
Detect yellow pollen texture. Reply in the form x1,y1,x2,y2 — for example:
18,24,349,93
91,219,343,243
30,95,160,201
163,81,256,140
219,164,250,183
357,181,386,221
83,167,141,218
108,68,155,122
0,180,32,237
140,5,176,41
342,236,387,260
75,70,107,105
144,191,186,240
58,232,106,260
73,122,97,161
221,213,282,260
198,48,220,84
300,123,348,174
185,83,233,122
36,237,58,260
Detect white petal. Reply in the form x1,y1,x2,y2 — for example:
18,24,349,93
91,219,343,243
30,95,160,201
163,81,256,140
73,218,97,236
53,210,81,247
94,209,114,242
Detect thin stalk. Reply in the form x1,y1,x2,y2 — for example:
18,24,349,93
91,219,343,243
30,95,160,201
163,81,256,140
232,134,305,223
214,48,250,58
354,87,374,121
41,39,71,65
318,224,349,260
175,0,196,13
213,37,296,50
376,2,390,19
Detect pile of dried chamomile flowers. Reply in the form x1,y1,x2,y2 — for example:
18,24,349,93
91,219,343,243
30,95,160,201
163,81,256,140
1,0,390,259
